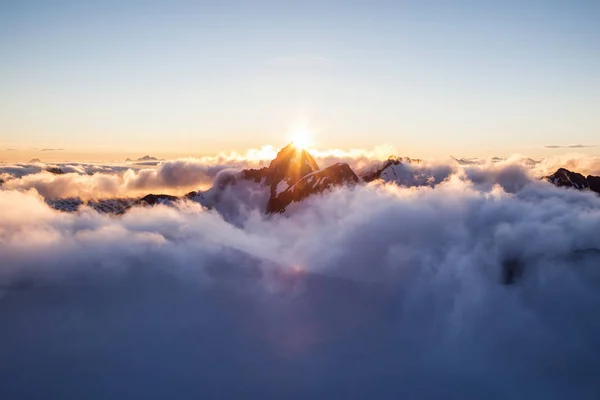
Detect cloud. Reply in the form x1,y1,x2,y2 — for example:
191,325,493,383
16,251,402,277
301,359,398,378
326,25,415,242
310,145,400,172
2,147,600,205
533,154,600,176
447,154,600,177
1,168,600,397
544,144,597,148
40,148,65,151
0,145,404,200
0,158,265,199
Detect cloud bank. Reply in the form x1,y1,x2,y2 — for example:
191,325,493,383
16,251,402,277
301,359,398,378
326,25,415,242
2,143,600,203
1,168,600,398
0,159,258,200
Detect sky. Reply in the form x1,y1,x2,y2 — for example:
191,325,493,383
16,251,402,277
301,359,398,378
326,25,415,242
1,0,599,161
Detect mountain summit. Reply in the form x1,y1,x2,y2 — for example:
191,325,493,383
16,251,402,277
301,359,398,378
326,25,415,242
267,162,359,213
255,143,357,213
267,143,320,188
204,142,357,213
545,168,600,194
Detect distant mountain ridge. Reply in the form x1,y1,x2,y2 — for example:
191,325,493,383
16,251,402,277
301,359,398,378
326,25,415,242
126,155,161,162
45,145,600,215
47,198,134,213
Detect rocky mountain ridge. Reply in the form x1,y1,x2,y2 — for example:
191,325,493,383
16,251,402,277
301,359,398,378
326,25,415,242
44,144,600,215
544,168,600,194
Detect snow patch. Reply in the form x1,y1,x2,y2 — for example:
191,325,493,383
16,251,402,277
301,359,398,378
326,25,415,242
275,180,289,196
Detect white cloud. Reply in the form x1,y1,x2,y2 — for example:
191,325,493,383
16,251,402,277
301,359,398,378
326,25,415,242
1,169,600,397
0,159,261,200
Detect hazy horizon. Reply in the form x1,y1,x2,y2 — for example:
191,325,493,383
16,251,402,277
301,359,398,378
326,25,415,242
1,141,599,164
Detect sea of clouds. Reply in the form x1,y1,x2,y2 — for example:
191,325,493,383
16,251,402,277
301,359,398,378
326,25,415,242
1,150,600,398
2,150,600,201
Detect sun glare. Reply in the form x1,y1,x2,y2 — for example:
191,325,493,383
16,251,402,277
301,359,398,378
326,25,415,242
290,126,314,150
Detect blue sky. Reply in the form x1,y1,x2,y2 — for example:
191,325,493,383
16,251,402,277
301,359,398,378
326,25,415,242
1,0,599,160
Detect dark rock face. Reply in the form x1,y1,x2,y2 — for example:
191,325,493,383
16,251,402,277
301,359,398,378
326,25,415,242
117,194,180,215
360,157,423,183
136,194,179,205
238,144,321,209
264,144,319,194
545,168,600,194
46,167,65,175
220,143,356,213
267,163,359,213
587,175,600,193
47,198,133,214
361,158,403,183
546,168,589,190
221,143,358,213
240,167,270,183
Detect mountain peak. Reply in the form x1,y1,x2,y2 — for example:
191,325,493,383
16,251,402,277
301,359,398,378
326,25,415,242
546,168,600,194
267,162,359,213
266,143,319,190
546,168,589,190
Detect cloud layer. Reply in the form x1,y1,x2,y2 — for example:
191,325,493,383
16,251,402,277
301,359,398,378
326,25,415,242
1,167,600,398
0,159,257,199
2,144,600,203
545,144,597,149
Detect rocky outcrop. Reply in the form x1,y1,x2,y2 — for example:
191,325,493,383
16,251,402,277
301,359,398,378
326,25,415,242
46,167,65,175
259,143,320,196
360,157,422,183
361,158,403,182
116,194,179,215
267,163,359,213
545,168,600,194
587,175,600,193
214,143,357,213
546,168,589,190
47,198,133,214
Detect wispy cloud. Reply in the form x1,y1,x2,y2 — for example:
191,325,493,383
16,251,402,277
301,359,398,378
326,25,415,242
544,144,597,149
40,148,65,151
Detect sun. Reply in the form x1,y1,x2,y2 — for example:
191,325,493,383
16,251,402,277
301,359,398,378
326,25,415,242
290,126,314,150
292,135,310,150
